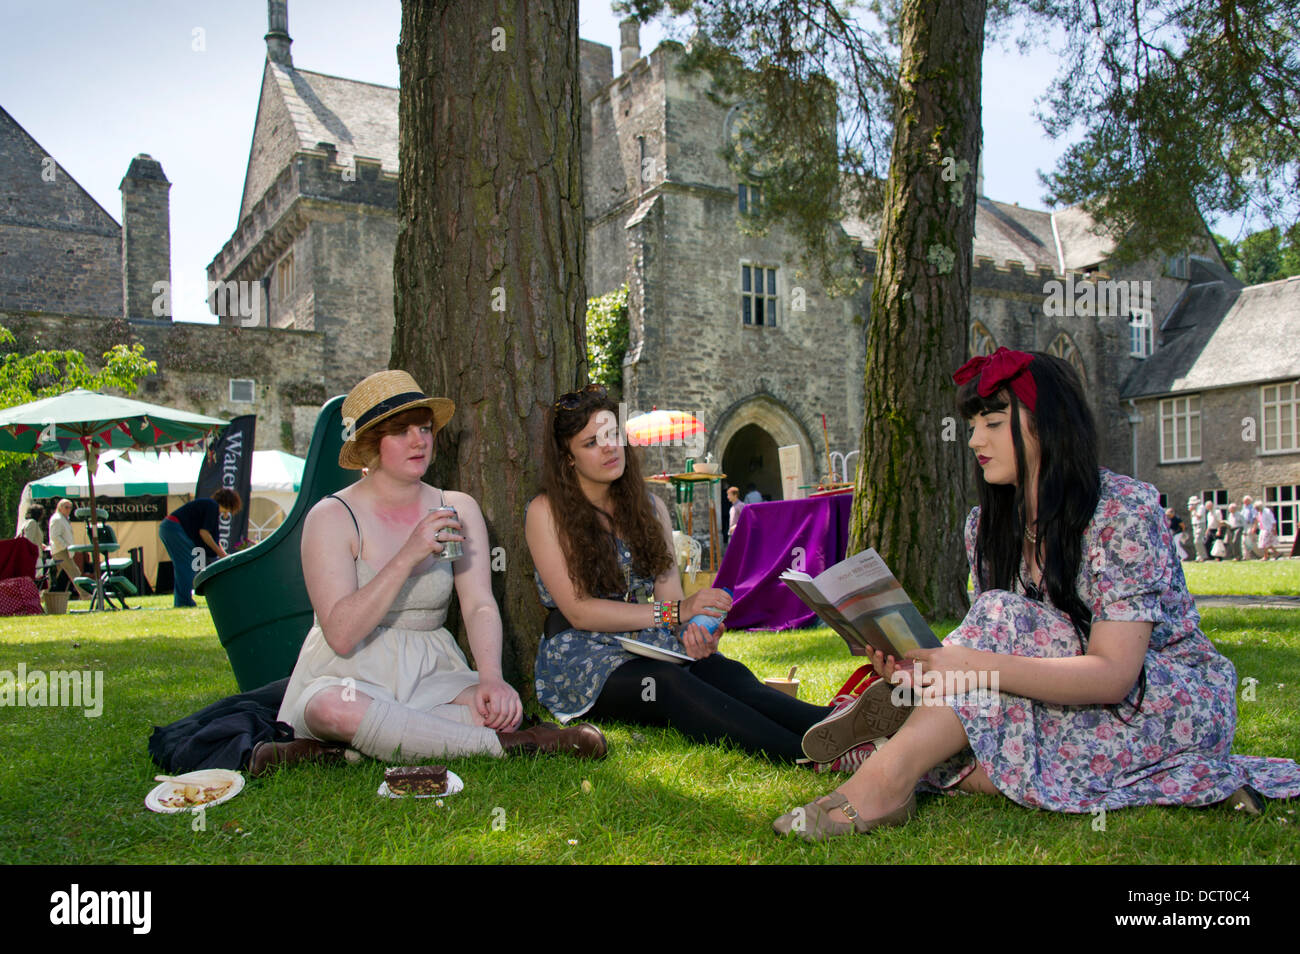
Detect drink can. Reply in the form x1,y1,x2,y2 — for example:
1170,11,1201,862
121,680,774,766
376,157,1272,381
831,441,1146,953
433,505,463,561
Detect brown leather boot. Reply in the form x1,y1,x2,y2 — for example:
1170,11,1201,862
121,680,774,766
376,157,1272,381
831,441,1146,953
249,738,348,777
497,722,608,760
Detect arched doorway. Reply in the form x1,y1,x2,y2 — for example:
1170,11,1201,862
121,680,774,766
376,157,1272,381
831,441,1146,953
711,394,817,501
721,424,781,501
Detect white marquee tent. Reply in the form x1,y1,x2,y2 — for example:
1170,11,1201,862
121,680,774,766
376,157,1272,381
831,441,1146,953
17,449,304,590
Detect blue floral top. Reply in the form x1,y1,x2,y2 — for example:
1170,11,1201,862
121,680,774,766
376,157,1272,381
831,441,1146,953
533,535,682,722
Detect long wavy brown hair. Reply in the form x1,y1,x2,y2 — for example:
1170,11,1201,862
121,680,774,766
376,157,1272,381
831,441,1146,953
541,390,673,598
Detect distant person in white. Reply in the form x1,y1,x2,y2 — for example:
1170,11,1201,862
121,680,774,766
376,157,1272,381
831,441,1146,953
48,499,90,599
727,486,744,538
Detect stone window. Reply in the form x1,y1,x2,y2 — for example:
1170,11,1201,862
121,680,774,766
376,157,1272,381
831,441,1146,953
229,379,255,404
969,321,996,356
1261,381,1299,453
741,264,778,327
275,251,295,302
1128,308,1153,358
1047,332,1086,382
738,183,763,216
1199,488,1228,508
1264,484,1299,540
1159,395,1201,462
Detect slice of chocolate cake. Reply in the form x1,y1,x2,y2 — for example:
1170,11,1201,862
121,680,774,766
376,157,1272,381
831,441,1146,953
385,765,448,796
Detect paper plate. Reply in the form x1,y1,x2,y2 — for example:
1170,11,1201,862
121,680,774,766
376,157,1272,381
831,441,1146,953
378,769,465,799
146,769,244,814
616,636,693,664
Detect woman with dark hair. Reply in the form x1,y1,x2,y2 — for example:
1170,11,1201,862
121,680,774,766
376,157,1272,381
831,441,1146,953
527,384,834,761
775,349,1300,839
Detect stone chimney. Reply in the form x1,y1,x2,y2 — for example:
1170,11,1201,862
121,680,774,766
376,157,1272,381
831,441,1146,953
120,154,171,320
266,0,292,66
619,18,640,74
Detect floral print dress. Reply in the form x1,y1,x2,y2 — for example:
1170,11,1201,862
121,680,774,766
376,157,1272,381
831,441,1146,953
533,536,683,723
922,469,1300,810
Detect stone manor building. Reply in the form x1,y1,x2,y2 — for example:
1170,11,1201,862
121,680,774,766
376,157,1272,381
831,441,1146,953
4,2,1296,551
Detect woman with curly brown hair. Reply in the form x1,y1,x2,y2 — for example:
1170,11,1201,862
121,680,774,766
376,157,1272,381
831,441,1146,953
526,384,833,761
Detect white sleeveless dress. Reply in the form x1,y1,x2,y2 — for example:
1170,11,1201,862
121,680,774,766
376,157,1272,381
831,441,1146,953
277,553,481,740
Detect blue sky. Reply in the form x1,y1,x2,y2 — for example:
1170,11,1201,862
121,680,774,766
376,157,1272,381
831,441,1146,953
2,1,1238,323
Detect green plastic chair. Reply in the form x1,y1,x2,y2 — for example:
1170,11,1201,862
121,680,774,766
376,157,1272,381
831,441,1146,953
195,395,357,692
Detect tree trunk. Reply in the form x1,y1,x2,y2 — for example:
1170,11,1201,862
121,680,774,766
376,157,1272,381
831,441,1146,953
848,0,985,620
392,0,587,693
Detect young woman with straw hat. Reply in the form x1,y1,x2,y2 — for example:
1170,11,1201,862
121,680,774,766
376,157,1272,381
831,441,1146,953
256,370,605,774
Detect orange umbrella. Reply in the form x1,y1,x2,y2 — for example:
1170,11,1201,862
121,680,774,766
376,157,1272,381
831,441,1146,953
625,409,704,446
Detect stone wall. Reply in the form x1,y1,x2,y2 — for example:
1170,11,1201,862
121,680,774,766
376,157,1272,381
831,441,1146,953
1132,385,1300,516
0,310,328,455
1,107,123,319
0,222,122,318
240,64,300,222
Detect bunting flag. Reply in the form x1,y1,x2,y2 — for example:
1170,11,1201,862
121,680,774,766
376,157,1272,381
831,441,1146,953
71,463,81,476
118,423,132,437
152,425,163,440
99,430,113,444
104,459,116,473
13,424,29,436
56,437,72,452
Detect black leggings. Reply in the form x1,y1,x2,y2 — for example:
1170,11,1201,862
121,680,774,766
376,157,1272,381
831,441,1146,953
586,654,831,762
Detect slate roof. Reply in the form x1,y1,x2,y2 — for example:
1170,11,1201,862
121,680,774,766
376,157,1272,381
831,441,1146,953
1122,260,1300,397
268,62,398,174
841,195,1115,273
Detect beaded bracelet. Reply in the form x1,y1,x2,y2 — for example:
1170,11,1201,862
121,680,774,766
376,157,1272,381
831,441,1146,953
652,600,681,627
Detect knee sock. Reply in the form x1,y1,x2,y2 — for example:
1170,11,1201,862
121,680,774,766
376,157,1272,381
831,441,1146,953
352,699,504,761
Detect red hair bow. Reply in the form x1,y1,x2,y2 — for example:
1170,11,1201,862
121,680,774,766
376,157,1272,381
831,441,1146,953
953,347,1037,411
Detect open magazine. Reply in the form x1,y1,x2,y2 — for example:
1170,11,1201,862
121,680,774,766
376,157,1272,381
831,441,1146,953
780,548,943,657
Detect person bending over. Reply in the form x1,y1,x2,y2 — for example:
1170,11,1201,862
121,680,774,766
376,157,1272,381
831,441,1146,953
159,489,241,607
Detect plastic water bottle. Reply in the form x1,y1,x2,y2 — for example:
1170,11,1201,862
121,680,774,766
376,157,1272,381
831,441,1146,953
686,587,732,634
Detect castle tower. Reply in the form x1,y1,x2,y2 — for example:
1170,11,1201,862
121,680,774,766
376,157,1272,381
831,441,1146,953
266,0,292,66
119,153,171,320
619,18,640,73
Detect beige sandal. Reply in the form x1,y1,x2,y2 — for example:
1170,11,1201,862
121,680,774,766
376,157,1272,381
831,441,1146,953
773,790,917,842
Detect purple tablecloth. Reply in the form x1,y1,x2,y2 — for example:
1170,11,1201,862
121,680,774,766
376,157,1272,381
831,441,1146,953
715,493,853,631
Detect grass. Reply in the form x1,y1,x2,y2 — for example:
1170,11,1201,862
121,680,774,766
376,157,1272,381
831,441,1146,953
1,595,1296,864
1180,557,1300,596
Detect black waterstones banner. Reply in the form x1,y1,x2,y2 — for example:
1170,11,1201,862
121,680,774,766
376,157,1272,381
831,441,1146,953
195,415,255,549
67,496,167,521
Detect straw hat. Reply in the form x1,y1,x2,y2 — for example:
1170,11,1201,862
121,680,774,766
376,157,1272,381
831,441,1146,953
338,370,454,470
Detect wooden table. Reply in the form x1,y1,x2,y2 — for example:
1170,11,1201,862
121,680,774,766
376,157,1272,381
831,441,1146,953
647,471,727,572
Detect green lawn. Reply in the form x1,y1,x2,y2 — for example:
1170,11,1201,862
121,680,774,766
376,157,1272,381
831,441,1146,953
1,596,1296,864
1181,557,1300,596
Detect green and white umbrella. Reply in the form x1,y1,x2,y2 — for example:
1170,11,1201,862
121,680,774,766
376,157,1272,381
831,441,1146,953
0,389,227,608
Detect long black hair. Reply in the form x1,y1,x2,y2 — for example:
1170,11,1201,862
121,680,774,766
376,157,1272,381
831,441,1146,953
958,352,1145,715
